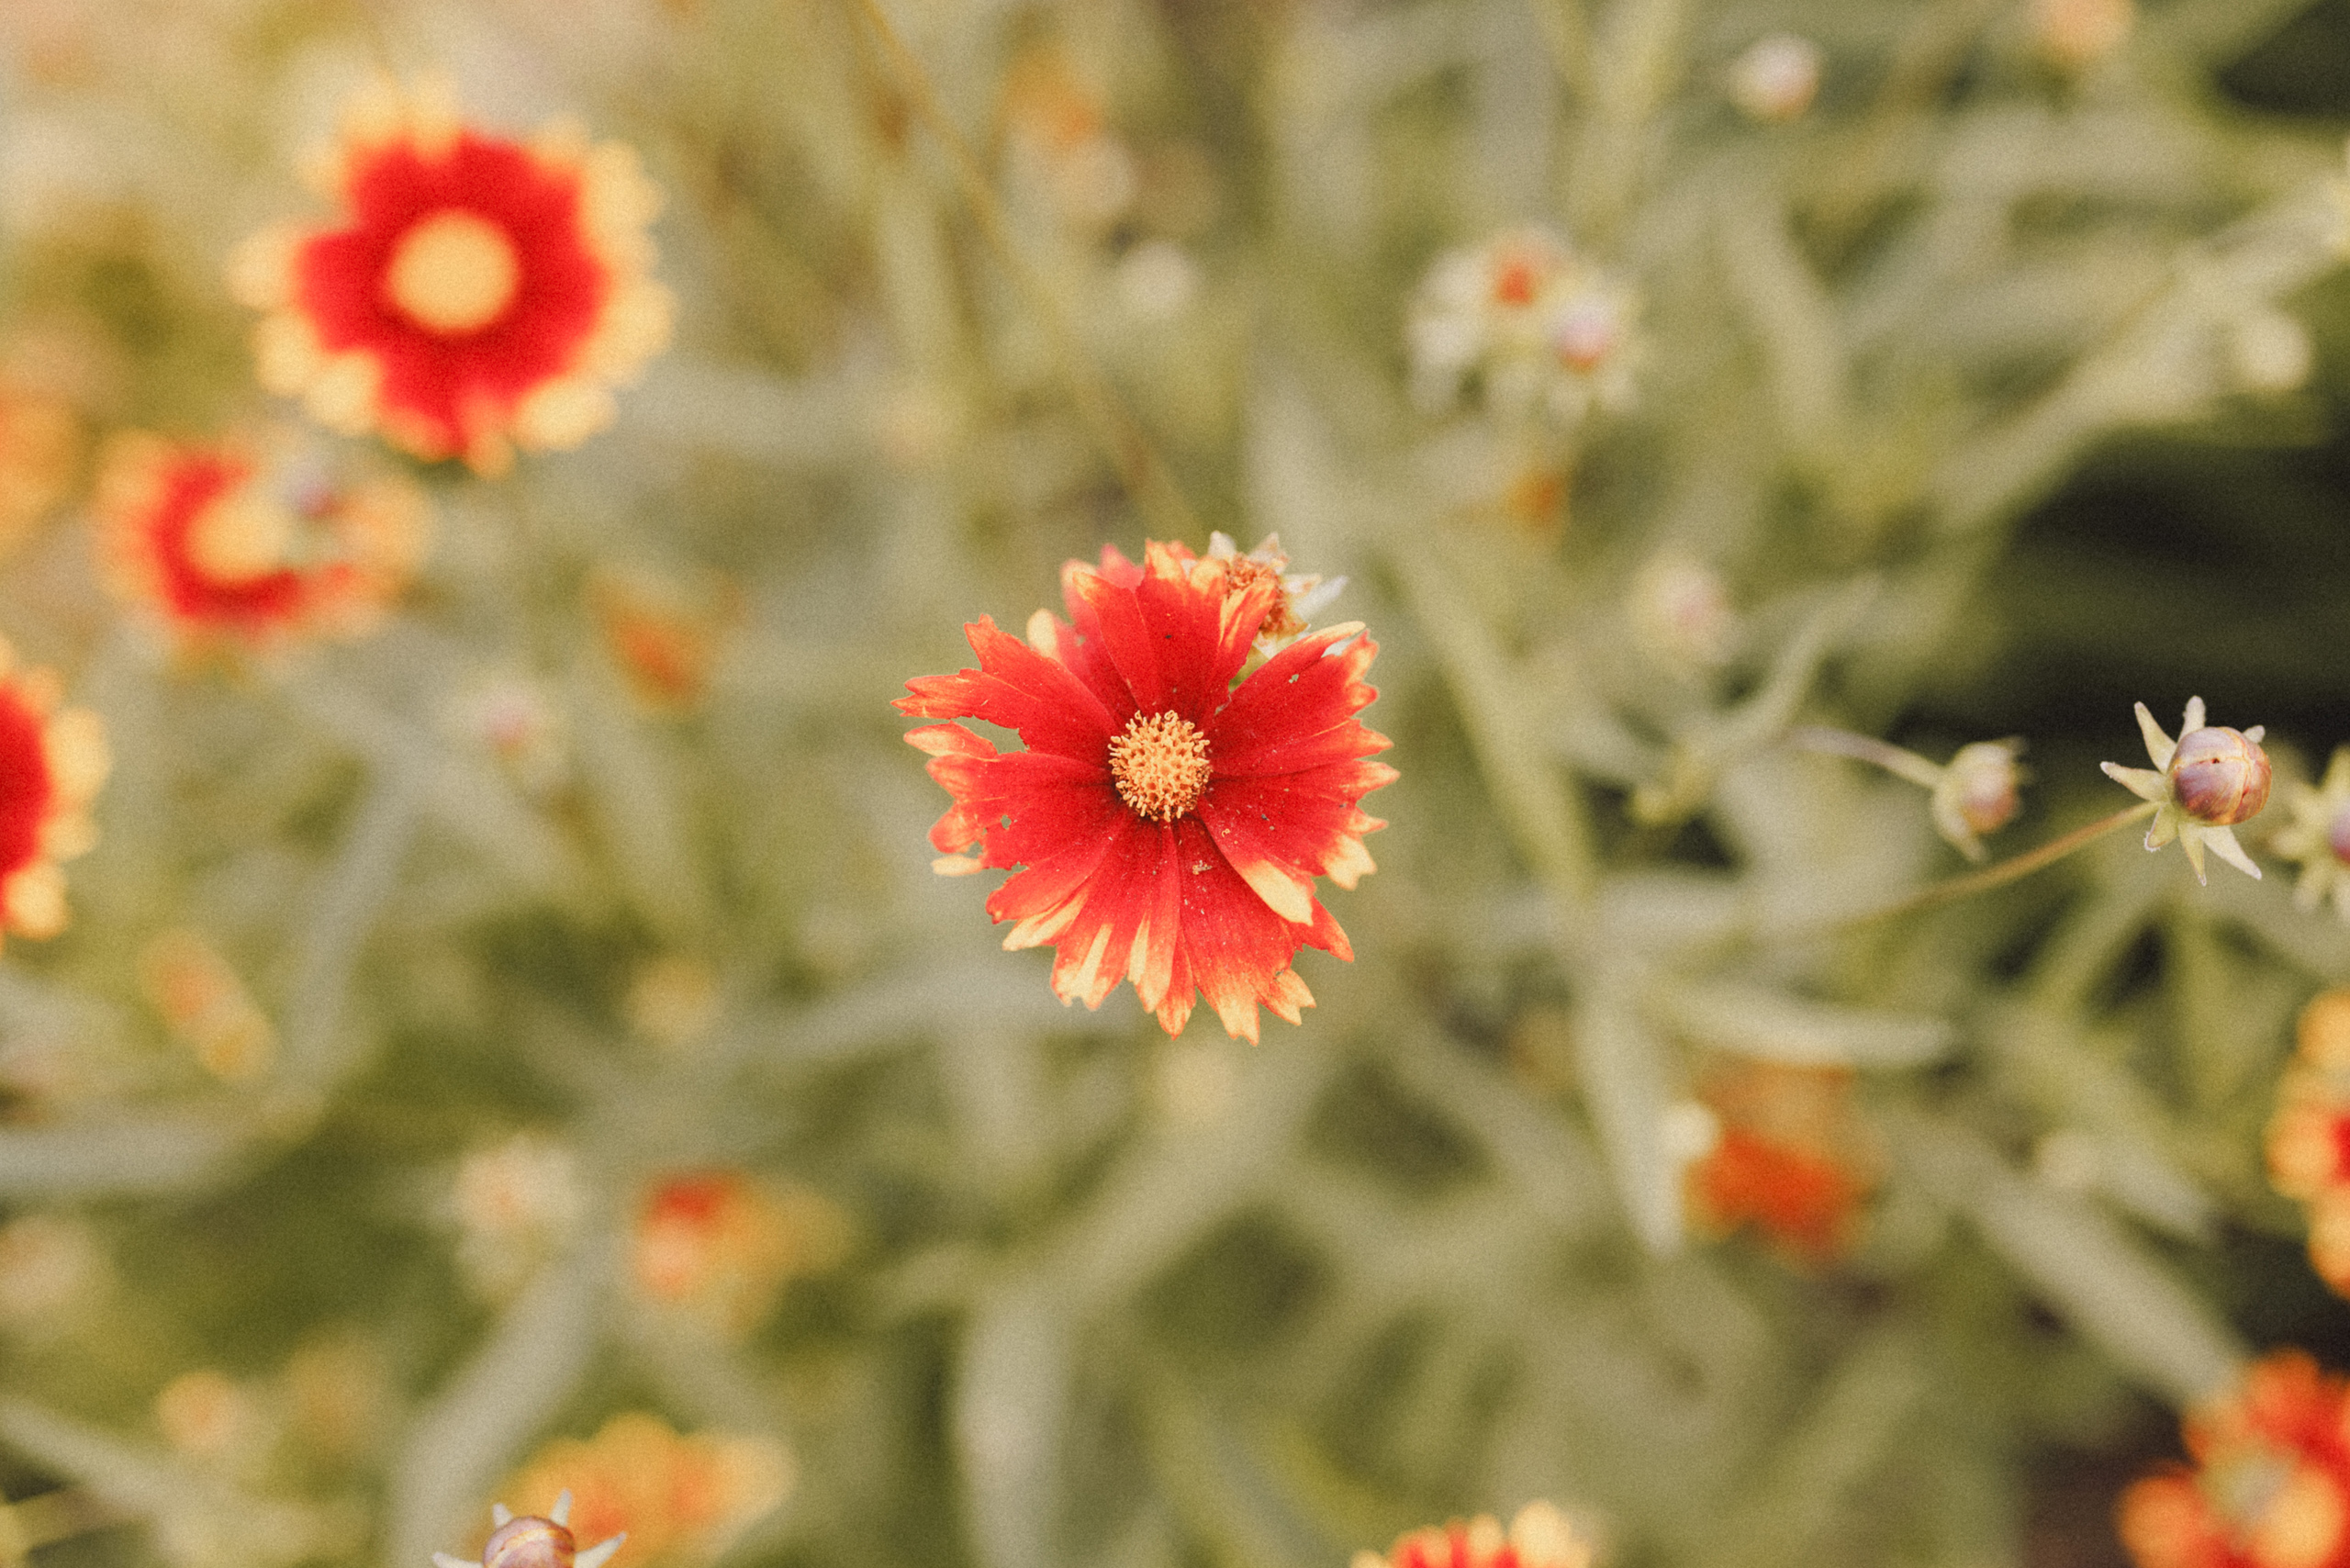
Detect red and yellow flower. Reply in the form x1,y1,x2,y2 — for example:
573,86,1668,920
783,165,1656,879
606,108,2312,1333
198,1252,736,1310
501,1413,792,1568
231,78,671,474
0,644,106,946
1684,1061,1874,1262
1353,1501,1591,1568
630,1170,849,1336
2267,991,2350,1297
2121,1350,2350,1568
897,540,1393,1041
95,433,428,651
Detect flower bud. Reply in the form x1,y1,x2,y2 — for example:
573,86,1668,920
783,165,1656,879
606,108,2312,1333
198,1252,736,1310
1729,35,1822,124
2168,725,2271,826
1942,742,2022,836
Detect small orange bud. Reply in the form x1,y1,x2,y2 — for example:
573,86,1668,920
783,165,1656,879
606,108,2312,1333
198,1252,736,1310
2169,725,2272,826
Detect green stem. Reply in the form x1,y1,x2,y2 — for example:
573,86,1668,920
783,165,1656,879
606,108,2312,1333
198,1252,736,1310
1822,801,2157,932
1785,725,1945,790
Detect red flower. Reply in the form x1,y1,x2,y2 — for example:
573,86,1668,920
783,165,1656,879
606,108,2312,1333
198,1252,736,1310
630,1170,848,1336
95,432,428,651
231,78,671,474
0,642,106,946
1353,1502,1590,1568
897,540,1393,1041
1685,1062,1873,1262
2121,1350,2350,1568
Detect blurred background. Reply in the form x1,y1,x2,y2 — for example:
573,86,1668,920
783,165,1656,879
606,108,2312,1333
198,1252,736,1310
1,3,2349,1567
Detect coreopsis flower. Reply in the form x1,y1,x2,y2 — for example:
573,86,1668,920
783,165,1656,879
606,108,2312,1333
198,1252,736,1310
1352,1501,1592,1568
590,572,729,711
1930,740,2025,862
2275,748,2350,923
2267,991,2350,1296
138,928,275,1082
501,1414,791,1568
435,1494,624,1568
2101,698,2271,884
0,643,106,945
231,77,672,474
1408,227,1639,427
1685,1061,1873,1262
630,1170,849,1336
897,540,1394,1041
1729,34,1824,122
95,433,428,652
2119,1350,2350,1568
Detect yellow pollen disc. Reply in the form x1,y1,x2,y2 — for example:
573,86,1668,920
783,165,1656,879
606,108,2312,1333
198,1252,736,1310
1109,711,1211,822
383,208,521,334
186,492,295,582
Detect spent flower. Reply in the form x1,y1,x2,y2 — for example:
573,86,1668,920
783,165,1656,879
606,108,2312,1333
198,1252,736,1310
2100,697,2270,884
1408,227,1640,428
2274,748,2350,923
898,540,1393,1041
232,77,671,474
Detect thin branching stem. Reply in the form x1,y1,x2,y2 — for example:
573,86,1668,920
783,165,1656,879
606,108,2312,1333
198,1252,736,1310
845,0,1203,542
1829,801,2159,931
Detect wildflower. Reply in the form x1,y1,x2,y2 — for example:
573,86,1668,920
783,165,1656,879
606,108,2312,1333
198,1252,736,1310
2119,1350,2350,1568
230,77,671,475
1408,227,1639,427
1729,34,1823,123
2275,749,2350,923
95,433,428,651
590,572,729,711
1202,532,1343,655
1685,1061,1873,1262
630,1170,849,1336
138,928,275,1082
897,540,1394,1041
1353,1501,1592,1568
435,1494,624,1568
0,643,107,945
501,1414,791,1568
1929,740,2026,862
2101,698,2270,884
449,1132,586,1299
2267,991,2350,1296
2031,0,2134,73
0,382,77,556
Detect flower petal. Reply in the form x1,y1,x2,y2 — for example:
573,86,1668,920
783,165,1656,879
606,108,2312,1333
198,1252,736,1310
897,616,1120,760
2134,701,2177,769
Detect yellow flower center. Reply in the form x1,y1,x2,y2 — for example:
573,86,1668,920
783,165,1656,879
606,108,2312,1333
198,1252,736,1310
383,208,521,335
186,491,294,582
1109,711,1211,822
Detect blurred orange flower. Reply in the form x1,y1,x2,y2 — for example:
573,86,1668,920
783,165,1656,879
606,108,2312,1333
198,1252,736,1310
502,1413,791,1568
1684,1061,1874,1262
1353,1501,1591,1568
631,1170,848,1336
2121,1350,2350,1568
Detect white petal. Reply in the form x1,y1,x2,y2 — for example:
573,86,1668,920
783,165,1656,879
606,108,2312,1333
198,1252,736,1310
2133,703,2176,768
2181,695,2206,735
2202,825,2262,880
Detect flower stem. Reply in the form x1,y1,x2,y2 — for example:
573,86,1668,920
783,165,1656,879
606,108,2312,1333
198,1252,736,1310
845,0,1203,543
1827,801,2157,930
1785,725,1945,790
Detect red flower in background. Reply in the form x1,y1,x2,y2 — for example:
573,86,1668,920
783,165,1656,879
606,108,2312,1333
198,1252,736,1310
1684,1061,1874,1262
2121,1350,2350,1568
0,642,106,946
898,540,1393,1041
1354,1502,1591,1568
231,78,671,474
95,433,428,650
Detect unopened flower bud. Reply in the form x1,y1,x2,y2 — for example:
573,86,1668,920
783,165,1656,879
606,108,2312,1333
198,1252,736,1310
1944,742,2023,834
2169,724,2271,826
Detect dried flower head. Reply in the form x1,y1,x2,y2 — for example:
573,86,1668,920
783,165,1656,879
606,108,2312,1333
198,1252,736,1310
1353,1501,1592,1568
95,433,428,651
2275,749,2350,924
0,643,106,946
1930,740,2026,862
2101,698,2270,884
434,1493,625,1568
1203,532,1343,654
1729,34,1823,123
231,77,671,474
501,1415,791,1568
1408,227,1639,427
2120,1350,2350,1568
898,540,1393,1041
